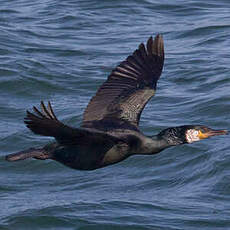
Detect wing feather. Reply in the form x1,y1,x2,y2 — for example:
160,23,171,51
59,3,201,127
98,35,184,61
82,34,164,130
25,101,120,145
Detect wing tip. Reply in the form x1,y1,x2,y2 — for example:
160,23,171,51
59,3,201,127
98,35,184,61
147,34,164,58
24,101,59,136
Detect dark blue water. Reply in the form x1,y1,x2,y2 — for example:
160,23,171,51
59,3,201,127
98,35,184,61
0,1,230,229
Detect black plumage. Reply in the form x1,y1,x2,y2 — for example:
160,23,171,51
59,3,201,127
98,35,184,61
5,34,227,170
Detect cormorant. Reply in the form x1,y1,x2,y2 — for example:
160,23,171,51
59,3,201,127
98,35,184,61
5,34,228,170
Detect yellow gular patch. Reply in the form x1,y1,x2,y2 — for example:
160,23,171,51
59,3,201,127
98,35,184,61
198,130,209,139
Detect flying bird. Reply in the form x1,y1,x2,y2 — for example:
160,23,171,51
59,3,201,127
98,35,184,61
5,34,228,170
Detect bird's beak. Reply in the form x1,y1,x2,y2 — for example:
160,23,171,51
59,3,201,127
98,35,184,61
198,129,228,139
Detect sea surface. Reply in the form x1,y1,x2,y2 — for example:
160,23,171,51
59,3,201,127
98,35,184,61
0,0,230,229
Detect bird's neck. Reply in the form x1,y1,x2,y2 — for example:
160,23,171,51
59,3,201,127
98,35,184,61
150,135,172,152
134,135,171,155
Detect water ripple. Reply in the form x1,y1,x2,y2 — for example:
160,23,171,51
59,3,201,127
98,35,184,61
0,0,230,229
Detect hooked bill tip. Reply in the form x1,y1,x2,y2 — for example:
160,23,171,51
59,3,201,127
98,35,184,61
207,129,228,137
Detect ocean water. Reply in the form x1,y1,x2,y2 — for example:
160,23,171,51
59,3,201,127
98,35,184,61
0,0,230,229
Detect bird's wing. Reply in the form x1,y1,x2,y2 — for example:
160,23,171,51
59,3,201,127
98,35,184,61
82,34,164,130
24,101,120,146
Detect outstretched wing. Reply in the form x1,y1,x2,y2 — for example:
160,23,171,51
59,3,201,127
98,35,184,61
24,101,120,146
82,34,164,130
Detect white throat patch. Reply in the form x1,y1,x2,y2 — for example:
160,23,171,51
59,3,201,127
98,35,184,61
186,129,200,143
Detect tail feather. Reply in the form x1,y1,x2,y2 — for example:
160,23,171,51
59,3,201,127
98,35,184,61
5,148,50,162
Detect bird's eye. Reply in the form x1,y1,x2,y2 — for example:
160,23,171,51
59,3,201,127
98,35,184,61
194,130,199,136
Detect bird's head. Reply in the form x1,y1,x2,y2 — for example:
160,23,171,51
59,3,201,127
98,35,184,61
158,125,228,146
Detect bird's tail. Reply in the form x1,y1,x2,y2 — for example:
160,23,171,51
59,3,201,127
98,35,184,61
5,148,51,162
